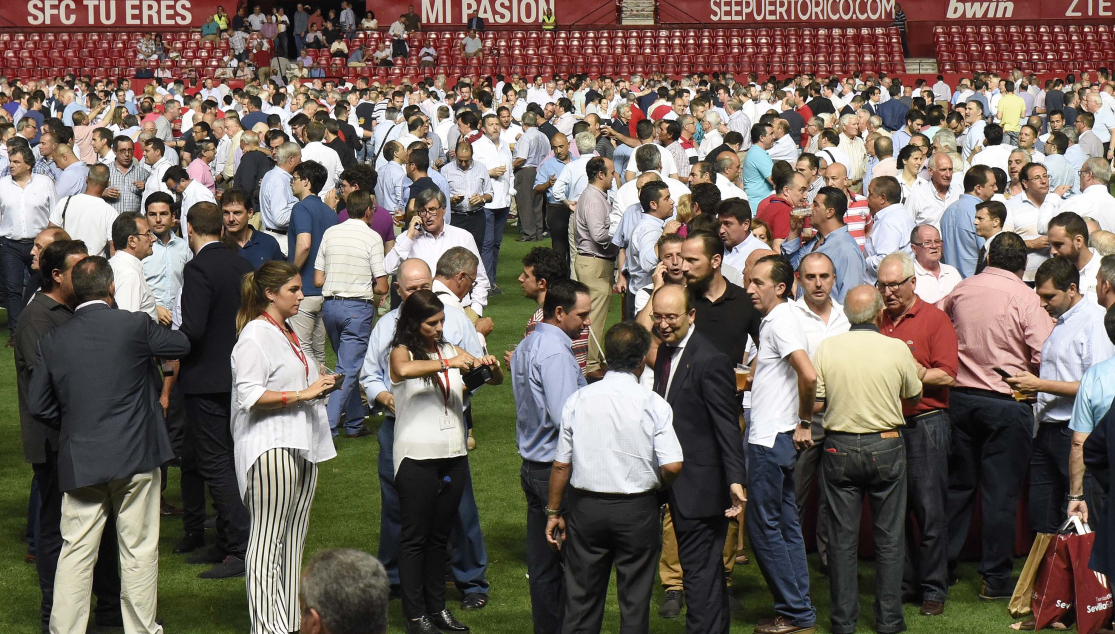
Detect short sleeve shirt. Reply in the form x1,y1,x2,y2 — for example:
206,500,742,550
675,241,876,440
289,195,339,297
749,301,807,448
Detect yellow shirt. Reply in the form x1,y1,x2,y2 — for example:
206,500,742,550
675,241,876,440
814,326,922,433
997,94,1026,133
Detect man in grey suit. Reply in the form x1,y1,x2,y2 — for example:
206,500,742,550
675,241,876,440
29,255,191,634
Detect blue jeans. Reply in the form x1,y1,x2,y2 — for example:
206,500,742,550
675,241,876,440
746,433,816,626
322,298,375,435
377,416,490,593
1,237,33,335
483,207,510,283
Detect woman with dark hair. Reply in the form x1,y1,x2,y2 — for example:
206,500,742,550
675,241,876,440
388,289,501,634
231,260,338,634
896,143,925,202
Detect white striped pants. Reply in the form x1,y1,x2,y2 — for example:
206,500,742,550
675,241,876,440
245,448,318,634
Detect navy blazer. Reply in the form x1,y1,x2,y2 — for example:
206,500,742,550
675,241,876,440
655,329,747,519
29,303,190,491
1084,397,1112,577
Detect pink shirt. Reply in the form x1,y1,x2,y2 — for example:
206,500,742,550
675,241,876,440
873,157,898,179
187,158,215,193
937,267,1053,394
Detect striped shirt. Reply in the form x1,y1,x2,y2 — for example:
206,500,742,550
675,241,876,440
34,157,60,181
313,219,386,300
105,160,151,215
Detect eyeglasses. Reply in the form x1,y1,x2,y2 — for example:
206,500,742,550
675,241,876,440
132,231,156,240
417,205,443,217
875,275,913,292
912,239,943,247
461,271,477,290
651,313,683,325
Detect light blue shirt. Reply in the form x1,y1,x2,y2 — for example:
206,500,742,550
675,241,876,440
781,225,866,302
440,160,493,214
375,161,407,212
359,305,483,401
611,203,644,251
1044,154,1080,196
62,102,88,126
535,155,571,204
863,203,914,284
514,127,551,168
54,161,89,199
1093,106,1115,144
1065,144,1088,174
1071,355,1115,434
627,214,666,291
891,130,911,154
940,193,985,278
371,119,405,164
511,321,587,462
742,146,774,204
143,232,192,309
259,167,296,231
1038,299,1115,424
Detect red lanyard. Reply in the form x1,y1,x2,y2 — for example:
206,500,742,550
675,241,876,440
261,312,309,379
434,347,451,413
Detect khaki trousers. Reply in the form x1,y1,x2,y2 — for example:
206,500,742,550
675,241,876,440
573,255,614,372
51,469,162,634
288,294,327,367
659,509,739,591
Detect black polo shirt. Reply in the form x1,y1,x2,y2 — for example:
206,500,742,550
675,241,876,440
691,280,762,366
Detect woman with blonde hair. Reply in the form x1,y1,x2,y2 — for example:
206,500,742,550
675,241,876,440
231,260,337,634
750,217,773,247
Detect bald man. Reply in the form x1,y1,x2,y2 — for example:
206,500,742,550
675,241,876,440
25,227,71,306
359,258,491,606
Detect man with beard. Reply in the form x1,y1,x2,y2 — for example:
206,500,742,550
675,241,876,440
680,230,762,368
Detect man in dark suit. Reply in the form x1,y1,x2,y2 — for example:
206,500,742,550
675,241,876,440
16,239,125,632
466,10,485,31
650,284,746,634
28,255,190,634
1084,400,1112,580
178,201,255,578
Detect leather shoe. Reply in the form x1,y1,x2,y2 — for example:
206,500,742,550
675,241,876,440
460,592,487,610
753,617,815,634
405,616,440,634
346,426,373,438
920,600,945,616
198,555,245,579
658,589,683,618
979,581,1011,602
428,609,469,632
173,531,205,554
185,545,226,564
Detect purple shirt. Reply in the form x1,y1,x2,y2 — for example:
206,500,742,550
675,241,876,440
337,204,395,245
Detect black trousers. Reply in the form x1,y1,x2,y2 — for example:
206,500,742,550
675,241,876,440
183,392,250,557
521,460,564,634
1030,422,1073,534
33,443,121,632
396,455,469,620
668,502,730,634
562,490,659,634
902,411,951,603
546,203,571,276
947,389,1034,596
163,382,205,533
451,211,486,261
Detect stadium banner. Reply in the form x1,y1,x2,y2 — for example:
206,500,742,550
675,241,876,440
18,0,222,28
901,0,1115,21
660,0,893,24
367,0,613,27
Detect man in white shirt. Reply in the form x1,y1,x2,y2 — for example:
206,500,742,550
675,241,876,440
108,212,164,323
0,145,56,336
50,164,117,258
744,254,819,632
1064,158,1115,232
969,123,1014,175
384,188,490,315
610,146,690,234
163,166,216,245
258,142,301,252
472,114,516,282
911,224,961,303
720,198,768,272
905,153,961,229
299,121,343,195
961,101,988,161
1048,212,1101,303
1006,162,1061,282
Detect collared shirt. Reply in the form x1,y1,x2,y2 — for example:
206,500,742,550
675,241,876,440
54,161,89,199
300,141,343,194
905,179,962,229
881,298,958,414
939,267,1054,394
1070,356,1115,434
716,172,748,201
864,203,914,284
1006,192,1060,282
238,228,285,269
691,278,762,366
314,219,386,300
815,325,923,432
1079,249,1101,304
574,185,616,258
32,156,60,181
963,120,987,161
109,250,157,320
259,166,296,231
727,110,753,149
750,301,808,447
742,146,774,203
723,232,769,273
535,155,571,204
781,225,865,302
104,160,150,215
0,174,56,240
511,321,587,462
609,173,689,236
289,195,338,297
552,155,593,206
556,370,682,493
179,180,216,242
1064,184,1115,233
792,297,851,358
50,193,116,257
514,127,551,169
375,161,407,212
1037,299,1114,424
440,160,494,215
142,156,173,210
143,233,191,309
940,193,985,278
1044,154,1078,195
913,260,962,303
627,214,666,290
383,225,489,314
187,158,216,194
472,134,515,209
837,134,867,181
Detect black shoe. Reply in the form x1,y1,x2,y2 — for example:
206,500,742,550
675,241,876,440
515,236,535,242
978,581,1011,602
947,570,958,586
185,545,226,564
428,609,469,632
659,589,684,618
346,426,373,438
406,616,440,634
204,516,217,530
489,286,503,295
540,231,551,239
727,586,744,613
460,592,487,610
161,497,182,516
198,555,245,579
173,531,205,554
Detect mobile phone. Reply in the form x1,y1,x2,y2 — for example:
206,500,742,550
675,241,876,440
322,371,345,395
992,367,1012,380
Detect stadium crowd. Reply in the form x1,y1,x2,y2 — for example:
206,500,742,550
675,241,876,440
3,6,1115,634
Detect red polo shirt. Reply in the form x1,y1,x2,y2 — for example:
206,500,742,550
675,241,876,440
880,297,958,416
756,195,794,239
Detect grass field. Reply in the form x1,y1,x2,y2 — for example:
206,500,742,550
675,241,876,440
0,236,1031,633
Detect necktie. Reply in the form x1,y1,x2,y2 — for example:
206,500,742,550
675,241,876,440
975,245,987,275
656,346,674,397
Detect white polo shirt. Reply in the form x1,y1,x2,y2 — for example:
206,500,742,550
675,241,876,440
50,193,117,257
749,301,808,448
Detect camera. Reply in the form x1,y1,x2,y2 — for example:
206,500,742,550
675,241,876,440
462,364,493,392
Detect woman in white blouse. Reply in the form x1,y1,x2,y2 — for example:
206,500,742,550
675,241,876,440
897,144,925,203
388,290,501,634
231,261,338,634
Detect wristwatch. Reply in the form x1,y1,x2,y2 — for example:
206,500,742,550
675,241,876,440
798,419,811,429
545,508,562,517
1067,494,1085,502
